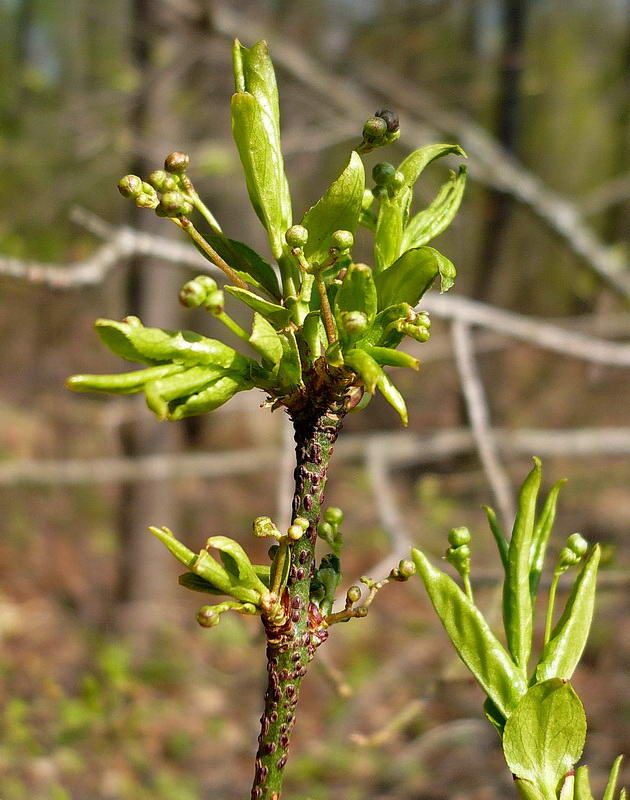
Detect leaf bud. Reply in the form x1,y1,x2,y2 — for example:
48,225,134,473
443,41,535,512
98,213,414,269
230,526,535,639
324,507,344,525
397,559,416,579
372,162,396,186
287,524,304,541
566,533,588,558
293,517,309,532
362,116,388,142
375,109,400,133
253,516,282,539
164,151,190,174
448,526,471,548
117,174,143,198
346,585,362,604
197,606,220,628
285,225,309,248
340,311,369,336
331,230,354,251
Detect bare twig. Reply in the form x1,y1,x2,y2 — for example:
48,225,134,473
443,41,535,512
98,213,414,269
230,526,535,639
451,320,515,527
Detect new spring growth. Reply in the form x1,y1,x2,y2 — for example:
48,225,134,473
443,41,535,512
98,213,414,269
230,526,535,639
317,507,344,555
446,526,472,601
544,532,590,646
372,162,406,199
358,109,401,153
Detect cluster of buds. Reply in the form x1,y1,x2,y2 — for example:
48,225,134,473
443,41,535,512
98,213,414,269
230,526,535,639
371,161,406,200
118,151,194,218
285,225,354,272
253,515,309,547
393,308,432,343
445,526,472,579
317,507,344,555
557,532,589,573
359,109,401,153
179,275,224,315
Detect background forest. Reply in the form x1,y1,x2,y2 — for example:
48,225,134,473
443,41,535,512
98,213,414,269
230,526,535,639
0,1,629,799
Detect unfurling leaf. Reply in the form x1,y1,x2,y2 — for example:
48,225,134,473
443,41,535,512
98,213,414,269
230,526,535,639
397,143,466,188
503,679,586,799
402,165,467,250
249,312,283,366
374,247,455,310
202,233,281,300
224,285,292,329
529,479,567,600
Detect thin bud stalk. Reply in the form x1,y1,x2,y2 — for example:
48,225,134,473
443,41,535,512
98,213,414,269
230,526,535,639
175,217,248,289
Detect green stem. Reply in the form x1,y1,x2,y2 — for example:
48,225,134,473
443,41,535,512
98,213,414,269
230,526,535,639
215,311,249,342
251,399,345,799
544,570,561,646
463,574,473,602
177,217,248,290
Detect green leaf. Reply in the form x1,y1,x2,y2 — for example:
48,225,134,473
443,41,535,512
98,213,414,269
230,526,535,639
529,479,567,601
94,317,159,364
402,165,467,250
483,696,506,737
503,679,586,798
344,348,383,393
144,365,229,420
397,143,466,188
202,234,281,300
412,548,527,717
249,312,283,366
276,329,302,391
357,303,410,348
603,756,624,800
334,263,377,344
374,247,455,310
301,151,365,267
535,545,600,683
503,458,541,672
575,766,595,800
66,363,185,395
168,373,251,420
377,369,408,426
178,572,224,595
374,193,405,271
224,285,291,329
231,91,291,260
310,554,341,617
363,345,419,370
207,535,269,597
302,311,324,364
482,504,509,570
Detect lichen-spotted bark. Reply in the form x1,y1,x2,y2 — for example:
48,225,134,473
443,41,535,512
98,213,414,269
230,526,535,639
251,390,346,799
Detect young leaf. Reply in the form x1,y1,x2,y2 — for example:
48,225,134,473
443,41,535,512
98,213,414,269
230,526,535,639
178,572,224,595
224,285,292,329
402,165,467,250
301,152,365,267
302,311,324,363
363,345,419,370
276,329,302,391
249,312,283,366
397,143,466,188
374,247,455,311
574,766,595,800
202,233,281,300
503,679,586,798
483,696,506,737
66,363,185,395
377,369,408,426
374,194,405,271
207,535,269,597
503,458,541,672
144,365,228,419
603,756,624,800
535,545,601,683
334,263,377,329
168,373,251,420
482,504,509,570
94,317,160,364
529,479,567,600
344,348,383,394
412,548,527,718
357,303,410,348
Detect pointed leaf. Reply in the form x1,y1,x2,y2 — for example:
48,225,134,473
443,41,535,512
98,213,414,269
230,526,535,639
94,317,159,364
529,479,567,600
535,545,600,682
207,535,268,596
276,329,302,391
574,767,594,800
249,312,283,366
503,458,541,671
202,234,281,300
144,365,227,419
168,373,251,420
412,547,527,718
603,756,624,800
377,369,408,426
363,345,419,370
503,680,586,798
66,363,185,395
483,504,509,570
344,348,383,393
224,285,291,329
374,194,405,271
397,143,466,188
402,165,467,250
374,247,455,311
301,152,365,267
178,572,224,595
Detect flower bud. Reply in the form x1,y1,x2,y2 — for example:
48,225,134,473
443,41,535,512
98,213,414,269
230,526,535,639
164,151,190,174
389,171,406,193
372,162,396,186
197,606,220,628
346,585,362,604
566,533,588,558
355,606,369,618
160,190,187,216
318,521,334,542
558,546,580,570
179,276,218,309
253,516,282,539
204,289,224,315
117,174,142,198
147,169,180,192
135,192,159,209
375,109,400,133
331,230,354,251
362,116,388,142
324,507,344,525
293,517,309,532
372,185,388,200
397,559,416,579
141,181,157,196
285,225,309,248
340,311,369,336
288,524,304,541
448,526,471,548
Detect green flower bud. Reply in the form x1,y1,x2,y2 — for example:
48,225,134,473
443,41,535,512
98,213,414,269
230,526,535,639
147,169,180,192
197,606,220,628
558,546,580,570
362,116,388,142
446,543,471,575
355,606,369,618
135,192,159,209
179,276,218,309
361,189,375,211
331,230,354,251
398,559,416,579
285,225,309,248
117,174,142,198
318,521,334,541
372,185,388,200
204,289,224,315
287,524,304,541
346,585,362,604
293,517,309,532
372,162,396,186
164,151,190,174
340,311,369,336
566,533,588,558
160,190,187,216
448,526,471,548
141,181,157,196
324,507,344,525
389,171,406,193
375,109,400,133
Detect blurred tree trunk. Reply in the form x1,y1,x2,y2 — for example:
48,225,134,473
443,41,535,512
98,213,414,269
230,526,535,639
472,0,528,302
114,0,211,641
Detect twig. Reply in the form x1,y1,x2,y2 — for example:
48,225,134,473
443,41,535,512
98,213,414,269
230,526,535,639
275,411,295,532
451,320,515,528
